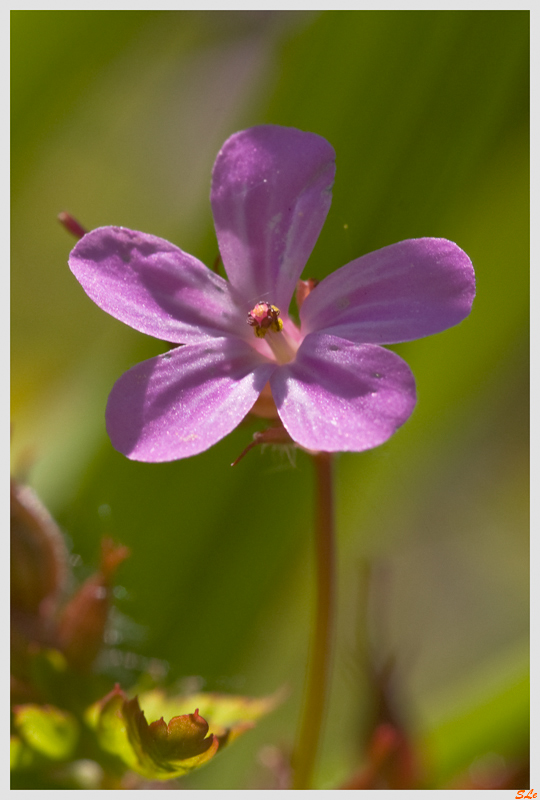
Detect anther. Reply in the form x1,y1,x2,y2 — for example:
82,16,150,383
247,302,284,339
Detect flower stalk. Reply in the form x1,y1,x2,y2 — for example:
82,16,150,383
292,451,335,789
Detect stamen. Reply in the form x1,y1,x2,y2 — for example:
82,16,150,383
247,302,284,338
246,301,297,364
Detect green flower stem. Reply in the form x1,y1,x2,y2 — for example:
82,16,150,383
292,451,336,789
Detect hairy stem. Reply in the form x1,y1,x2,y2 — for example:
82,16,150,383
292,451,336,789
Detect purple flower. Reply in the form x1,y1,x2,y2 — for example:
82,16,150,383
68,125,475,462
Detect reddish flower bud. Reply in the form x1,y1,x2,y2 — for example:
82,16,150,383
57,538,129,670
295,277,319,311
10,480,67,618
58,211,87,240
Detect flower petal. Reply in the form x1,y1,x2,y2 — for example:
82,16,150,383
300,238,475,344
69,227,246,344
270,333,416,452
106,338,276,461
211,125,336,312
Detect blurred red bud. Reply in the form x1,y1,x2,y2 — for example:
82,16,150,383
10,480,68,618
57,538,129,670
58,211,87,240
295,277,319,311
340,722,417,789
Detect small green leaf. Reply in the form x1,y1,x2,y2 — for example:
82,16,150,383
87,685,218,781
86,684,139,772
139,688,284,746
10,736,38,771
123,696,218,779
13,704,79,760
86,685,282,781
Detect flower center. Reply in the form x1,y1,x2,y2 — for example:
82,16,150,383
247,301,296,364
247,302,283,337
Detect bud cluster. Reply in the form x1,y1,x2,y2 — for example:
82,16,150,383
11,479,129,680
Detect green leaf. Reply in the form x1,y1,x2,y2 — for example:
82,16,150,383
86,684,281,781
13,704,79,760
10,736,38,771
139,687,284,746
87,685,217,780
124,696,219,779
421,660,529,787
85,684,140,772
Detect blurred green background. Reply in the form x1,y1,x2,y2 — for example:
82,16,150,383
11,10,529,789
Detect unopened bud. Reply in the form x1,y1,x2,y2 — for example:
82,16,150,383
295,278,319,311
58,211,87,240
57,538,129,670
10,481,67,618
